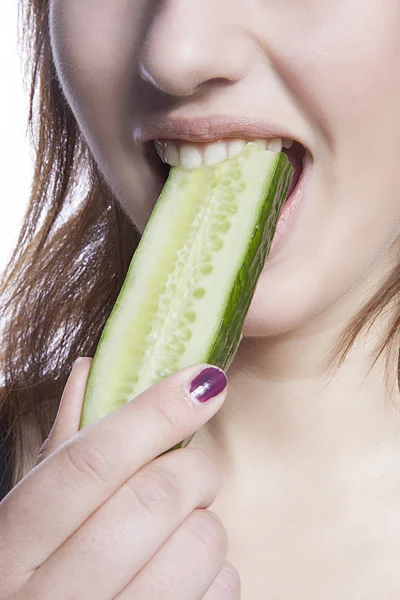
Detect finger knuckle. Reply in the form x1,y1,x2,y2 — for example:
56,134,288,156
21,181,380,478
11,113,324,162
63,436,111,485
126,465,182,518
153,392,187,436
190,509,228,553
182,447,219,477
215,562,241,595
170,447,220,488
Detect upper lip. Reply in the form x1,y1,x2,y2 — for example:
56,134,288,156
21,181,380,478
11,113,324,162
134,115,303,146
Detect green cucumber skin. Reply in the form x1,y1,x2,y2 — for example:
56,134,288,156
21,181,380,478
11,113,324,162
80,151,293,438
206,152,293,371
167,153,293,452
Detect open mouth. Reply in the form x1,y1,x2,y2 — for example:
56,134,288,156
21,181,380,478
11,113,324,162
145,137,307,203
144,141,172,192
281,141,306,199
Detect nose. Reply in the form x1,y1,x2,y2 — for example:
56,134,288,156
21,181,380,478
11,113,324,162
138,0,250,97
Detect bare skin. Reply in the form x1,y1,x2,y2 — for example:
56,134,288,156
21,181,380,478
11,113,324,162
3,0,400,597
196,284,400,597
0,359,239,599
195,246,400,597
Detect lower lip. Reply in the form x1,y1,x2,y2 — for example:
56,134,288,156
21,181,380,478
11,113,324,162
268,151,312,259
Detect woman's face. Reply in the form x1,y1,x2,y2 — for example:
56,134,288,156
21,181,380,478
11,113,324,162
49,1,400,337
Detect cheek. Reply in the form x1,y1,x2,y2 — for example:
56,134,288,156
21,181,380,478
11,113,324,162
242,145,400,338
49,1,138,133
264,1,400,144
49,0,155,229
49,1,141,91
241,2,400,337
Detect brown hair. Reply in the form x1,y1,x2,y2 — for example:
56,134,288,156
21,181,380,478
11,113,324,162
0,0,140,485
0,0,399,488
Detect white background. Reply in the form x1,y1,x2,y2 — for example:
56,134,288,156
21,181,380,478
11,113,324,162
0,4,34,276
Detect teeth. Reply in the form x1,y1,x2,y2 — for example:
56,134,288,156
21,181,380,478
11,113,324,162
267,138,283,152
204,141,228,166
154,136,287,170
180,144,203,169
282,138,294,149
227,139,247,158
252,139,268,150
164,143,179,166
154,140,168,163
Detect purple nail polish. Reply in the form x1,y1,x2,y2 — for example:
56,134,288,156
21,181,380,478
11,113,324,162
190,367,227,403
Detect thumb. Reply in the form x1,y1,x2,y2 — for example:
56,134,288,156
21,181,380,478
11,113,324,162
36,357,92,464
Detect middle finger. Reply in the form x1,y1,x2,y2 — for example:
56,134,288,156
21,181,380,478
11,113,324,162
116,510,232,600
29,448,219,600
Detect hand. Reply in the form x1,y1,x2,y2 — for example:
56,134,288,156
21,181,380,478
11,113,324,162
0,358,240,599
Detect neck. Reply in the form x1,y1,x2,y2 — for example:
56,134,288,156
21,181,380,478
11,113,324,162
201,261,400,491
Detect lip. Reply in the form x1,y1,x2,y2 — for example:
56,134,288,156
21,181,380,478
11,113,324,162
268,149,312,259
138,114,312,259
134,114,308,148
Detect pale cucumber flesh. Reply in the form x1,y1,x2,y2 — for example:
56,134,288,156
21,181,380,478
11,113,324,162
80,143,293,429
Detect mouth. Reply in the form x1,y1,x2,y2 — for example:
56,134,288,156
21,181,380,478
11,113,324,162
144,135,307,205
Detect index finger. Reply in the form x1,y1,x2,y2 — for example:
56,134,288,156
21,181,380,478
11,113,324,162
0,363,227,571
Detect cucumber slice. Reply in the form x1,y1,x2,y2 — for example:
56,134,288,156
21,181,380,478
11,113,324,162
80,142,293,435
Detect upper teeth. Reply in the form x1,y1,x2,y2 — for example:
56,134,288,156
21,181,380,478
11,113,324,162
154,137,290,170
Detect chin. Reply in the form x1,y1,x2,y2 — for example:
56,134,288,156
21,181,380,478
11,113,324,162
241,306,298,338
240,270,321,338
241,292,299,338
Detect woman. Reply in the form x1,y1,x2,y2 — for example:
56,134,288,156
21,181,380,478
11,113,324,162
1,0,400,597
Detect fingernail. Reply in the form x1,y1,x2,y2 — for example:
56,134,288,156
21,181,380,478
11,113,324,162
189,367,227,404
